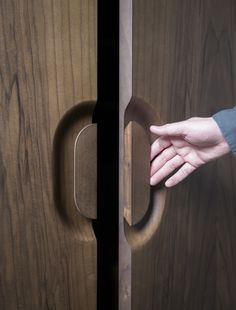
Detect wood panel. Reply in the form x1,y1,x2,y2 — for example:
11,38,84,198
120,0,236,309
0,0,97,309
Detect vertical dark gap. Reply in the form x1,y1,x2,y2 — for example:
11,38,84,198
92,0,119,309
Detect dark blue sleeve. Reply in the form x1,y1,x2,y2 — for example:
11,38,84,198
213,106,236,155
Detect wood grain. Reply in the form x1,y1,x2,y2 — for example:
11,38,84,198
124,121,150,226
119,1,133,308
74,123,97,220
120,0,236,309
0,0,97,309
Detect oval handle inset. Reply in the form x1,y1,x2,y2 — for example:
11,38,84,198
123,96,167,230
124,121,151,226
74,124,97,219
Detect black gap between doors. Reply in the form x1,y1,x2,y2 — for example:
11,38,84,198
92,0,119,309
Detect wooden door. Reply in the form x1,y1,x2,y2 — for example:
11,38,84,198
0,1,97,309
120,1,236,309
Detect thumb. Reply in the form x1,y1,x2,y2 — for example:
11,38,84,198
150,121,186,136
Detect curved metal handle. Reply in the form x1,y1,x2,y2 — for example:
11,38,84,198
74,124,97,219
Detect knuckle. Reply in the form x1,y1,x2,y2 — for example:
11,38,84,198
183,166,190,175
162,153,169,163
169,161,177,170
170,156,182,170
162,146,175,162
181,169,188,178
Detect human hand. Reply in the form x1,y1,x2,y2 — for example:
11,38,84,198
150,117,230,187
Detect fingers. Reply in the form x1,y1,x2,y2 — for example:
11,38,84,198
150,121,194,187
151,136,171,160
150,122,186,136
165,163,196,187
150,154,184,186
150,146,176,177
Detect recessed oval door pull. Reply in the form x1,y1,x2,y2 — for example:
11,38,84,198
123,96,166,229
74,123,97,219
124,121,150,226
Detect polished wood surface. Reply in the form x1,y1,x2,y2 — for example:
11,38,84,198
124,121,150,226
120,0,236,309
75,123,97,220
0,1,97,309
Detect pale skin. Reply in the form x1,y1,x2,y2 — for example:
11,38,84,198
150,117,231,187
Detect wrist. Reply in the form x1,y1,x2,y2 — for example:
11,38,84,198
213,107,236,156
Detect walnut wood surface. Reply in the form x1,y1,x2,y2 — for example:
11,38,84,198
0,1,97,309
75,124,97,220
124,121,150,226
120,1,236,309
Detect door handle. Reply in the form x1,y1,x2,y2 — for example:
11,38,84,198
74,123,97,220
123,97,165,227
53,101,97,226
124,121,150,225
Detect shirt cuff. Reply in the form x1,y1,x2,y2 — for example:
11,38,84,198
213,106,236,156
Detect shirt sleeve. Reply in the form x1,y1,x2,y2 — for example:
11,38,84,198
213,106,236,156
